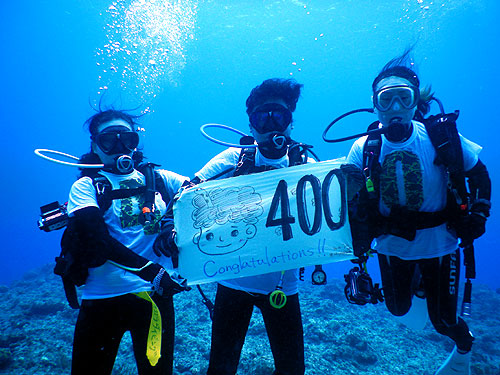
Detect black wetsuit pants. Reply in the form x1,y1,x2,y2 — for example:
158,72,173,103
71,293,174,375
207,284,305,375
378,249,474,352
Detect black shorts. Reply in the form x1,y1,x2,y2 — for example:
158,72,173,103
71,293,174,375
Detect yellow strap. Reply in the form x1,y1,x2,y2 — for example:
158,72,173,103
134,292,162,366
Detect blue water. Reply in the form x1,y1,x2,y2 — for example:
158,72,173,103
1,0,498,290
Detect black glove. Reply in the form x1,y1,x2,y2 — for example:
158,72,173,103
455,212,487,247
153,222,178,258
341,164,365,201
455,199,489,246
137,262,190,296
152,268,191,296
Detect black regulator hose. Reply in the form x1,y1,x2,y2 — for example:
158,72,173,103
323,108,384,143
323,98,447,144
432,97,445,114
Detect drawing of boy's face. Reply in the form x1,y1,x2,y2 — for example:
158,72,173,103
193,222,257,255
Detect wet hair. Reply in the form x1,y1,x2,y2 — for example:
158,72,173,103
78,152,103,178
84,109,141,136
246,78,303,115
414,85,434,122
372,47,420,92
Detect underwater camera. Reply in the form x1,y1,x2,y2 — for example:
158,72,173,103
38,201,68,232
344,267,384,305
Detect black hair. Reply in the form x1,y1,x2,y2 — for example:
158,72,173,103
78,152,103,178
246,78,303,115
372,46,420,92
84,109,141,136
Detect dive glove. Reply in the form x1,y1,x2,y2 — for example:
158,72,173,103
456,214,486,247
152,268,190,296
138,262,190,296
341,164,365,201
153,220,178,258
455,200,490,246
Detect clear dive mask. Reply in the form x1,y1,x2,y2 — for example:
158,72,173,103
373,85,419,112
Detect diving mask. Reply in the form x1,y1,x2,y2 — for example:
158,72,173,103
249,103,292,134
373,85,419,112
92,130,139,154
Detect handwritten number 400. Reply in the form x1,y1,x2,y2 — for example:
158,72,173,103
266,170,347,241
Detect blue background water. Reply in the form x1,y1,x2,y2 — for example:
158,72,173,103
1,0,498,290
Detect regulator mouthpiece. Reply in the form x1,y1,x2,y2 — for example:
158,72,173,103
385,119,408,142
114,155,134,174
272,134,287,149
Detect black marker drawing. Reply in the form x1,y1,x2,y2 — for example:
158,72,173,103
191,186,263,255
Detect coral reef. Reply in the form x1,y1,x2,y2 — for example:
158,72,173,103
0,263,499,374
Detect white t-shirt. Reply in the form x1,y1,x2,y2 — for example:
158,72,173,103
196,147,310,296
347,120,482,259
67,169,187,299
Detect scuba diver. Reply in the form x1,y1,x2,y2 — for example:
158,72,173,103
341,49,491,375
60,109,189,375
191,78,309,375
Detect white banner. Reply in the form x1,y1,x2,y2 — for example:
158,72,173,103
174,158,354,285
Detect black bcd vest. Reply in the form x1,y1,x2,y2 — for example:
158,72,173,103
55,166,171,308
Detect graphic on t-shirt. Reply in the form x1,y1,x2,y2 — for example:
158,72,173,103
191,186,263,255
119,178,162,235
380,150,424,210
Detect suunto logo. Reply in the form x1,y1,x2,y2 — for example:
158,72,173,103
449,252,457,295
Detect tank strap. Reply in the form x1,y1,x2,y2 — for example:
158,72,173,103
424,111,468,206
234,141,309,177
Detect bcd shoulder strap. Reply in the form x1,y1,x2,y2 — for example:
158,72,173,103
288,142,310,166
153,170,172,207
423,111,468,205
93,169,172,212
234,141,308,177
362,121,383,195
234,147,259,176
